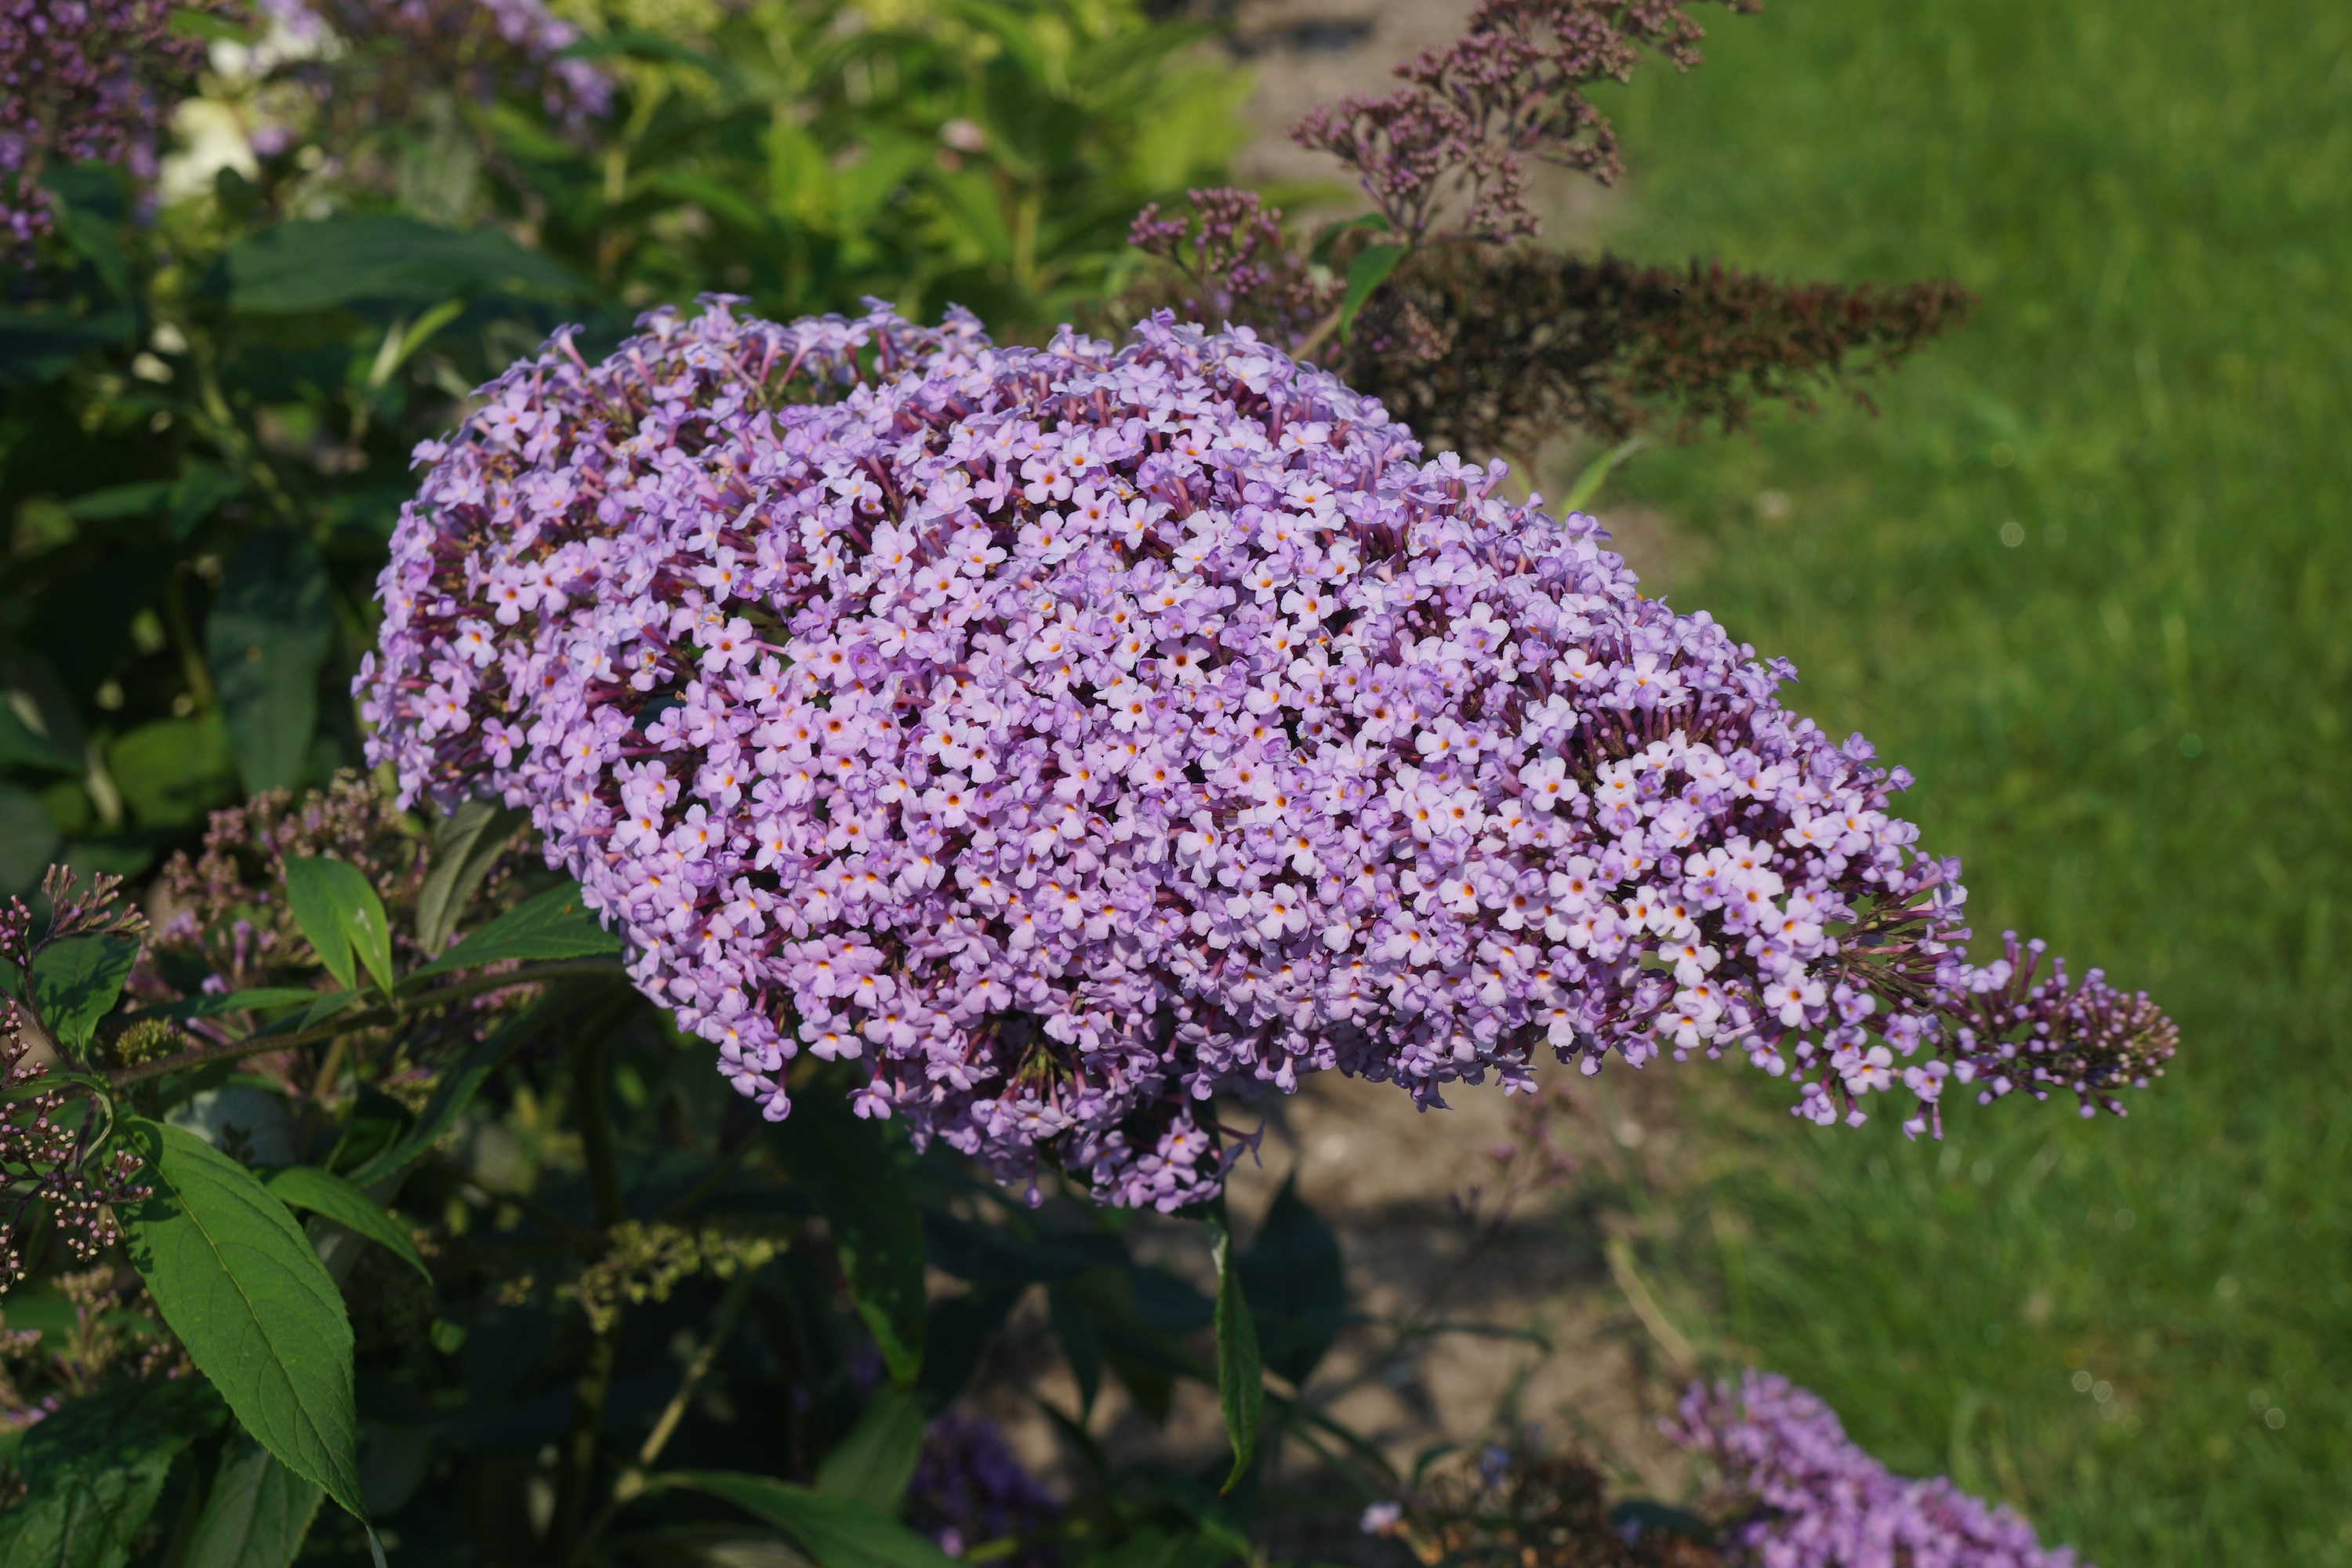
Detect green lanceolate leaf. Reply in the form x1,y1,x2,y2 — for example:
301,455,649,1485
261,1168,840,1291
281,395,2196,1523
206,531,329,797
184,1434,325,1568
1311,211,1392,268
413,799,530,955
223,215,590,314
1236,1174,1345,1387
1339,243,1406,340
0,1377,224,1568
1559,437,1644,513
340,1004,535,1188
655,1473,958,1568
407,880,618,982
106,713,237,829
1206,1205,1262,1494
116,1118,368,1526
0,786,61,896
282,857,394,996
771,1094,927,1387
264,1165,430,1283
814,1385,927,1511
0,704,81,774
27,933,140,1054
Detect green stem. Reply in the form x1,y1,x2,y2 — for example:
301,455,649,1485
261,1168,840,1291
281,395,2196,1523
548,1327,620,1567
103,960,626,1087
579,1269,758,1552
549,1014,631,1563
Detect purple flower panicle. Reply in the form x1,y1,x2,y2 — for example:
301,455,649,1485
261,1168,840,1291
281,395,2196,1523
1671,1370,2084,1568
360,298,2173,1207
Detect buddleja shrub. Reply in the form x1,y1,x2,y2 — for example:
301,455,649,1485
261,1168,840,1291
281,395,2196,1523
0,299,2162,1568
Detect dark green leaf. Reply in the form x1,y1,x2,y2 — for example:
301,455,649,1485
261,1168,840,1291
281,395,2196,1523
655,1473,958,1568
106,713,237,829
223,216,590,314
117,1118,368,1526
63,481,174,521
46,187,132,303
815,1385,926,1511
1126,1263,1214,1335
1338,243,1406,339
1236,1175,1345,1387
0,1377,224,1568
169,466,246,541
1048,1285,1103,1417
1207,1207,1261,1494
0,307,132,388
1082,1526,1232,1568
0,705,82,775
1309,211,1392,268
186,989,321,1019
27,933,140,1053
0,785,63,895
282,857,393,995
413,799,529,955
407,880,618,982
771,1094,927,1387
916,1285,1019,1415
265,1166,430,1283
206,532,329,797
184,1434,325,1568
340,1004,537,1188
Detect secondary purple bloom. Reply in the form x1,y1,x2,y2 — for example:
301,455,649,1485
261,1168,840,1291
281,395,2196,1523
1671,1370,2085,1568
0,0,211,262
259,0,611,126
360,299,2173,1208
906,1414,1060,1567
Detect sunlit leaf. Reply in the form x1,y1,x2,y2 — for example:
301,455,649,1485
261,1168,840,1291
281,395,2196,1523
27,933,140,1054
406,880,618,982
117,1119,368,1526
265,1165,430,1283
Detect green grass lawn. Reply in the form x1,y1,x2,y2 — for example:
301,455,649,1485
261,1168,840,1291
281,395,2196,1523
1590,2,2351,1562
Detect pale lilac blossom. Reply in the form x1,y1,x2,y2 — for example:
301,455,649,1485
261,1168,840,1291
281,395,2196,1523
361,299,2175,1207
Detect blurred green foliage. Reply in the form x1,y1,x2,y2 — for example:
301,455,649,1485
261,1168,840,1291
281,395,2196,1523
0,0,1243,894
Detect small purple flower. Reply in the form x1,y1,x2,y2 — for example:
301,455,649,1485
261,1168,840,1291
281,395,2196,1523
1671,1370,2086,1567
362,298,2174,1207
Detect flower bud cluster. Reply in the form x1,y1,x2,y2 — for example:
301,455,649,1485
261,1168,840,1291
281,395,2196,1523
361,298,2172,1207
1290,0,1759,245
1671,1370,2084,1567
